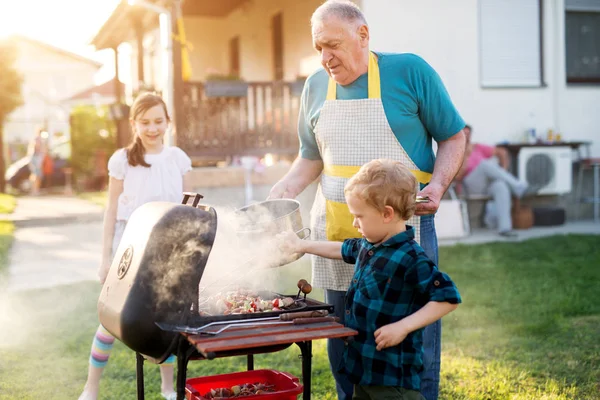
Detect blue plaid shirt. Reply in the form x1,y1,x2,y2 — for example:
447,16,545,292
340,226,462,390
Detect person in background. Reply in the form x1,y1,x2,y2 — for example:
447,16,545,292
27,128,48,195
268,1,466,398
455,124,536,237
279,159,461,400
78,93,193,400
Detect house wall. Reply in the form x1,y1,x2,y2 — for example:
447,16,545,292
178,0,322,82
4,39,100,148
363,0,600,157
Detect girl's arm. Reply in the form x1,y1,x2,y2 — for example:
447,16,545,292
182,171,193,193
98,177,123,283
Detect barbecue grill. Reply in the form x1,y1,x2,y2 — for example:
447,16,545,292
98,192,334,365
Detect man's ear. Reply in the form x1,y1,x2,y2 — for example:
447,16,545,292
357,24,369,47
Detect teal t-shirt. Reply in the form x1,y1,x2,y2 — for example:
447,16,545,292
298,52,465,174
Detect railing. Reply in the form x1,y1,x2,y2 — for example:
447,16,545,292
178,81,304,161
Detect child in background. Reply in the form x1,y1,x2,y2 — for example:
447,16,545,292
279,159,461,400
79,93,193,400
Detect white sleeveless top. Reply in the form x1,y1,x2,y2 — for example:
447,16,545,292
108,146,192,221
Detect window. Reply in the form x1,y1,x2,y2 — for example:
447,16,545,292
565,0,600,84
479,0,544,87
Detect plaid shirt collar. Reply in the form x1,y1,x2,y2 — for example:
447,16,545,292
365,225,415,250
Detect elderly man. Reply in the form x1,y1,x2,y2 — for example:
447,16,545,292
269,1,465,399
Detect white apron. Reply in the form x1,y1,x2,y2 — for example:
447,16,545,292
311,52,432,291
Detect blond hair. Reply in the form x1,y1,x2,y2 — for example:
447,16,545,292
344,159,418,221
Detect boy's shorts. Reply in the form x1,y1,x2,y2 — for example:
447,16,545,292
353,385,425,400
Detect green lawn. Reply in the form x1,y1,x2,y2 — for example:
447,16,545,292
0,193,15,278
1,235,599,399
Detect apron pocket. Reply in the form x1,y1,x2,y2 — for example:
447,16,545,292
325,199,362,241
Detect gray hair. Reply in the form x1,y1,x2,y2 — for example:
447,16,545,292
311,0,368,27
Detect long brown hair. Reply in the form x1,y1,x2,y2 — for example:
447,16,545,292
127,92,170,167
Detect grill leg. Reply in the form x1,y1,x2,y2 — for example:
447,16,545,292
247,354,254,370
136,353,145,400
176,340,195,400
296,341,312,400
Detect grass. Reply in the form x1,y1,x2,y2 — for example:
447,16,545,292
0,193,15,278
0,235,599,399
0,193,17,214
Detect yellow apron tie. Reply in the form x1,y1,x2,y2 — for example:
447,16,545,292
324,165,432,185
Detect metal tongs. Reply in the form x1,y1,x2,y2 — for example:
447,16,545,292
156,310,334,336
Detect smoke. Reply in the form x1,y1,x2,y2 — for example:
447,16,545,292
0,291,27,348
124,200,307,315
199,204,294,298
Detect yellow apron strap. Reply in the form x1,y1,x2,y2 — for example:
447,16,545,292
367,52,381,99
324,164,432,185
326,51,381,101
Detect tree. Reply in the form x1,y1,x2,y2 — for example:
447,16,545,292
0,39,24,192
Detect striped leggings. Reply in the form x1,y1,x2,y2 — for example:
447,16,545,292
90,221,175,368
89,324,175,368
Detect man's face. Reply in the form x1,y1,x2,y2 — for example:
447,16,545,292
312,16,369,86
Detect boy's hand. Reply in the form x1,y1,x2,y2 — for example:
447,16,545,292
276,230,303,254
374,321,410,351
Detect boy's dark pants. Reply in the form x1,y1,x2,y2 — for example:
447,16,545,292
353,385,425,400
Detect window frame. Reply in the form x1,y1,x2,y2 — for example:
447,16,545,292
478,0,545,89
565,7,600,85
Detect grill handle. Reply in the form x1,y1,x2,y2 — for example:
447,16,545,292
182,192,204,207
279,310,329,321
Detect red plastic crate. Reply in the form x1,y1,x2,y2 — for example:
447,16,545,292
185,369,303,400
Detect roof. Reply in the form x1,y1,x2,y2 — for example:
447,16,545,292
10,34,103,68
90,1,159,50
90,0,249,50
65,79,124,102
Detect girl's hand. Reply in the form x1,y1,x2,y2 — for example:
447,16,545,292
374,321,410,351
98,258,111,284
276,230,303,254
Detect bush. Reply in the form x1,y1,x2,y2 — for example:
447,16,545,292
69,106,117,189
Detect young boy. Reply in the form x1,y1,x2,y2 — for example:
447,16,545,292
280,159,462,400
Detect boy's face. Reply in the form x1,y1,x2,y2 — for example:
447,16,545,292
346,193,391,245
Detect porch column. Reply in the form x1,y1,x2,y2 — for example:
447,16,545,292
112,45,130,149
133,16,145,88
112,46,122,103
171,0,184,146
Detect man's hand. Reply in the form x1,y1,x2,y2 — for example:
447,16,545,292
374,320,410,351
267,181,294,199
415,182,445,215
267,158,323,200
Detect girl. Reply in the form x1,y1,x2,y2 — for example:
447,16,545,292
79,93,192,400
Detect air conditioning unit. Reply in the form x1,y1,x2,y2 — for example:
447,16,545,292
517,146,572,195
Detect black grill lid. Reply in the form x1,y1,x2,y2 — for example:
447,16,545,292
98,196,218,363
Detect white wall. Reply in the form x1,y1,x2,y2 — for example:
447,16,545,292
364,0,600,157
175,0,322,82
